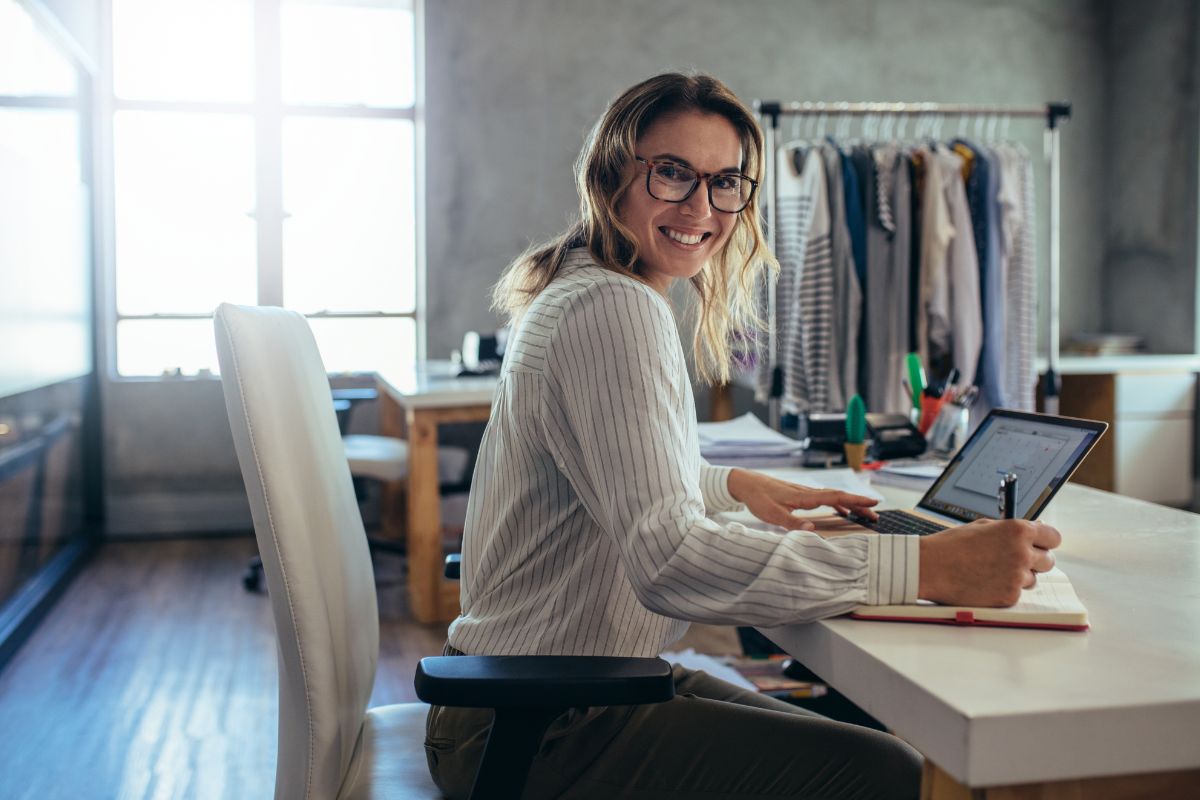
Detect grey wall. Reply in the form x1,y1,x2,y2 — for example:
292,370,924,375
1102,0,1199,353
101,0,1189,534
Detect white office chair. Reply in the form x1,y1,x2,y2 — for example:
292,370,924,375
343,433,470,485
215,303,673,799
215,303,440,797
339,405,471,543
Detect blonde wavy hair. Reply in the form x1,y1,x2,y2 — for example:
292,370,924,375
491,72,778,385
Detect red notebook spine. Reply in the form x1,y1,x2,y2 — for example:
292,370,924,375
848,612,1088,632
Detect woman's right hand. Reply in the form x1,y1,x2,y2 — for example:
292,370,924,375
917,520,1062,607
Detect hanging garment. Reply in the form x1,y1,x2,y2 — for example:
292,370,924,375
821,142,862,410
907,155,922,354
913,145,952,371
755,144,822,410
997,143,1037,411
783,149,835,412
925,146,983,386
844,146,870,290
861,144,913,415
757,146,805,403
849,145,875,399
956,139,1007,408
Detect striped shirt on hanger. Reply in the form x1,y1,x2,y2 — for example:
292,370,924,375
448,248,919,658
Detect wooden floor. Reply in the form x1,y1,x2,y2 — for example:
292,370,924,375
0,537,740,799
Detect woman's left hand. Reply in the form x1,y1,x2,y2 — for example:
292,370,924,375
726,468,879,530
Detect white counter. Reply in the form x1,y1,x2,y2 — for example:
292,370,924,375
1041,354,1200,374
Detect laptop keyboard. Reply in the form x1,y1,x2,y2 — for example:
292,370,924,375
851,509,948,536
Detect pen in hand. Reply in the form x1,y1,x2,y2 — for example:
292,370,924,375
999,472,1018,519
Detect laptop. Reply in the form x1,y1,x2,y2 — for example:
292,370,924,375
844,409,1108,536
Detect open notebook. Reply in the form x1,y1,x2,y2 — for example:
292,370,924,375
849,567,1089,631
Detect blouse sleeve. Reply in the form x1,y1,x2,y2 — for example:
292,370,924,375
699,461,742,512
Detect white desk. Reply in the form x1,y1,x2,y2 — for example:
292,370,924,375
375,361,498,623
749,482,1200,797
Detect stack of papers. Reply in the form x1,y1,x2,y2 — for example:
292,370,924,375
698,412,806,467
870,459,945,491
660,648,756,691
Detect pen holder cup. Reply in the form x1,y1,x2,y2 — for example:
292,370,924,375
843,441,869,471
928,404,969,456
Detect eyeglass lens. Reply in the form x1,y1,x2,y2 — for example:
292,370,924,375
647,162,752,212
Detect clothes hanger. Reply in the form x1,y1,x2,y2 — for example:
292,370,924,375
778,104,811,152
881,111,895,143
834,103,852,143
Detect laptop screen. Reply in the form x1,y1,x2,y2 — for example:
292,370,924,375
917,410,1108,524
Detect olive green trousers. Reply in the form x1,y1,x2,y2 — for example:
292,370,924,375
424,648,921,799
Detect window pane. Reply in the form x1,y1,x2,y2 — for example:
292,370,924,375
112,0,253,102
0,108,90,396
309,317,415,374
281,2,414,108
282,117,414,313
116,319,219,377
0,0,78,96
117,316,415,376
114,110,257,315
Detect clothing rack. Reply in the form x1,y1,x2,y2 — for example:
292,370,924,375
753,100,1071,429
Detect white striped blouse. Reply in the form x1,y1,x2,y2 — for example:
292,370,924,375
447,248,919,658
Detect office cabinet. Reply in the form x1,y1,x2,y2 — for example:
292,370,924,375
1059,371,1196,507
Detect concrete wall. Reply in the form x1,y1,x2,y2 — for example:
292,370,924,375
1102,0,1199,353
99,0,1192,534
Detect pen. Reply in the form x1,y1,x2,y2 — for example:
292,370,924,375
938,367,960,399
953,385,979,408
999,472,1018,519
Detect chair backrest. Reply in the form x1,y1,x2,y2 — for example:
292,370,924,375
214,303,379,800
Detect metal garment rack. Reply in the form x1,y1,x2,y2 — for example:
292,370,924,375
754,100,1072,428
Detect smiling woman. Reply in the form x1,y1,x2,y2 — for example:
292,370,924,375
432,73,927,800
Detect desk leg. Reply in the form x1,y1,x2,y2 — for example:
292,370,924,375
921,761,1200,799
404,407,459,624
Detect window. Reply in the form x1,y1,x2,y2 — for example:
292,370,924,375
110,0,418,376
0,0,91,397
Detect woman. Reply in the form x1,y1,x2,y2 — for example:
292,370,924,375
426,72,1060,799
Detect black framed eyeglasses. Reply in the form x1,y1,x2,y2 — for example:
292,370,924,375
635,156,757,214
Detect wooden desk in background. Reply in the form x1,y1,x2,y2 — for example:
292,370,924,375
375,362,497,624
737,481,1200,799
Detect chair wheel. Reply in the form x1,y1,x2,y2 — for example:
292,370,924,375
243,561,264,592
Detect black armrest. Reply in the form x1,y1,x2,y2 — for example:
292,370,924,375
444,553,461,579
415,655,674,708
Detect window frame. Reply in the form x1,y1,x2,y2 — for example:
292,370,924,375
104,0,423,380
